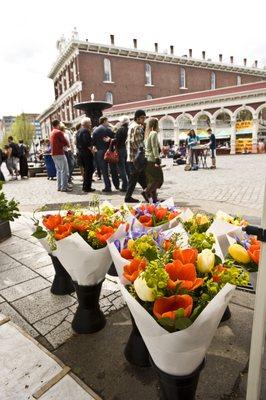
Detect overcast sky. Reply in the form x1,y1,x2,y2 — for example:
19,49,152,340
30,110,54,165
1,0,265,118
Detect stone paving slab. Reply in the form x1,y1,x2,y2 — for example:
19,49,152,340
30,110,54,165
0,252,21,273
0,276,50,302
18,252,52,270
12,287,76,324
45,320,74,348
0,302,38,337
0,265,38,290
36,264,55,278
33,309,73,336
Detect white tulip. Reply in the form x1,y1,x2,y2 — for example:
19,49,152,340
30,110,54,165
134,274,155,302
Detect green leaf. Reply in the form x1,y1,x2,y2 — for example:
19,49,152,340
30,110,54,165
214,254,222,266
32,226,47,239
174,317,193,330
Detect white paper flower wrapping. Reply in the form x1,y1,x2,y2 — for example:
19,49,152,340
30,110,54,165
120,282,235,376
52,225,127,286
208,220,244,260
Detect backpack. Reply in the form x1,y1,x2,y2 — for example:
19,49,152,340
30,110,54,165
11,143,20,158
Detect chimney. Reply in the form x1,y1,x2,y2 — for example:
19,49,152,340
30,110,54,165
133,38,137,49
230,56,234,64
254,60,258,68
110,34,115,45
170,45,174,55
219,54,222,62
202,51,206,60
244,58,247,66
189,49,192,58
154,43,158,52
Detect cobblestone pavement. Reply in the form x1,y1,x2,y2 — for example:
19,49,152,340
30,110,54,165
2,154,266,219
0,217,125,350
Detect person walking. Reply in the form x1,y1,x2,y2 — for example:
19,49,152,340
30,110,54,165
60,123,75,185
92,116,119,193
187,129,199,169
207,128,216,169
124,109,147,203
18,140,29,178
142,118,163,203
115,115,130,192
7,136,20,178
76,117,95,193
50,119,72,192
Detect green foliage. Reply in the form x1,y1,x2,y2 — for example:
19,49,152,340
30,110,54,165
31,225,47,239
188,232,215,252
157,316,193,332
9,114,35,147
0,182,20,221
142,260,169,298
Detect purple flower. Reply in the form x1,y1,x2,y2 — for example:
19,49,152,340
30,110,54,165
114,239,121,252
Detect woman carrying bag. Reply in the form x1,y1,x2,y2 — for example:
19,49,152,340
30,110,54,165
142,118,163,203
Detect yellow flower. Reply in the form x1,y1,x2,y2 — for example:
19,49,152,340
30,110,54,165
228,244,250,264
197,249,215,274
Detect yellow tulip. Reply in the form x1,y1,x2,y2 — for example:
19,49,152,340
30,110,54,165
197,249,215,274
228,244,250,264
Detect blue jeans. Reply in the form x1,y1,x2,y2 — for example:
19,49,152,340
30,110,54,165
117,147,128,190
97,150,119,191
65,151,75,182
52,155,69,190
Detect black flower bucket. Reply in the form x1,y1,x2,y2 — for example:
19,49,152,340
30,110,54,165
150,357,205,400
220,306,231,323
124,313,151,367
107,262,118,277
49,255,75,295
72,280,106,334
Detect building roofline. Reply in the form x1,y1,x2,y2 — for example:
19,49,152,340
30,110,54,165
106,81,266,113
48,39,266,80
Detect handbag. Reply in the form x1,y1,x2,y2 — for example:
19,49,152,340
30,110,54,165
104,140,119,163
133,146,147,171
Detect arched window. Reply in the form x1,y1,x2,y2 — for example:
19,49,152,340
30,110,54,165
145,63,152,85
211,72,216,90
237,75,242,85
105,91,113,104
104,58,112,82
146,94,153,100
179,68,186,88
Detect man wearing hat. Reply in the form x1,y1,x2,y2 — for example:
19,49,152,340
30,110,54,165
125,109,147,203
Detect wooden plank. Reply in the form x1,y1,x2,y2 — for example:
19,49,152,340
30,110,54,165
33,366,71,399
0,316,11,326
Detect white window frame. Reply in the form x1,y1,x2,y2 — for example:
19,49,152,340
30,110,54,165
237,75,242,85
105,91,113,104
103,58,112,82
146,94,153,100
211,72,216,90
145,63,153,86
179,67,186,89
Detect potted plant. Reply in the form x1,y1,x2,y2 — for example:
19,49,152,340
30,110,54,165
0,181,20,241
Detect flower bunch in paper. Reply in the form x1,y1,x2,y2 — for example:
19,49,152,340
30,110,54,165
215,210,248,227
182,212,213,234
225,234,260,272
129,202,180,228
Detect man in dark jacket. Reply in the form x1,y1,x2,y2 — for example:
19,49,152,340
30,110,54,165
115,116,130,192
76,117,95,192
92,116,119,193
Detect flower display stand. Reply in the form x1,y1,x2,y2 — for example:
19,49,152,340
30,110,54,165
72,280,106,334
124,313,151,367
150,357,205,400
49,255,75,295
0,220,11,242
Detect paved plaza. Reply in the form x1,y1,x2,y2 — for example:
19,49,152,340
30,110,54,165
0,153,265,399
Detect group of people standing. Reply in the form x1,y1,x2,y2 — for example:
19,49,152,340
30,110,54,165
49,109,164,202
0,136,29,181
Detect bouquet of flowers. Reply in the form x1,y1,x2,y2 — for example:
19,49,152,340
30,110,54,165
126,198,181,232
225,235,260,272
109,227,249,375
182,212,213,234
215,210,248,227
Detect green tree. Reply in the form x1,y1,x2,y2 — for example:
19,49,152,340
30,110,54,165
9,113,35,146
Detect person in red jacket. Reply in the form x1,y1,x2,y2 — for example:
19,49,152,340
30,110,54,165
50,120,72,192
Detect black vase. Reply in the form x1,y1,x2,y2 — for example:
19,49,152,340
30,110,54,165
151,357,205,400
124,313,151,367
49,255,75,295
72,280,106,334
107,262,118,277
220,306,231,323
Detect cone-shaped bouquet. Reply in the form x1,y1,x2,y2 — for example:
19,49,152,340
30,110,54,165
108,228,249,379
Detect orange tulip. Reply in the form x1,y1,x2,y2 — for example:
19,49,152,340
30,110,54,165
123,259,147,282
212,264,226,283
165,259,203,291
95,225,115,243
168,211,179,221
153,294,193,320
248,244,260,265
155,208,168,221
173,248,198,265
43,214,62,231
121,248,133,260
139,215,153,227
163,239,172,251
54,223,72,240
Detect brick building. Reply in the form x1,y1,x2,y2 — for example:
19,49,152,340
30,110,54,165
38,31,266,135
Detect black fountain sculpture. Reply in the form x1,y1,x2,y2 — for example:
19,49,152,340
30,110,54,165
74,94,113,127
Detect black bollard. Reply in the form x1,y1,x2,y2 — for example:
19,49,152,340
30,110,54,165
124,313,151,367
72,280,106,334
49,255,75,295
107,262,118,277
220,306,231,323
151,357,205,400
